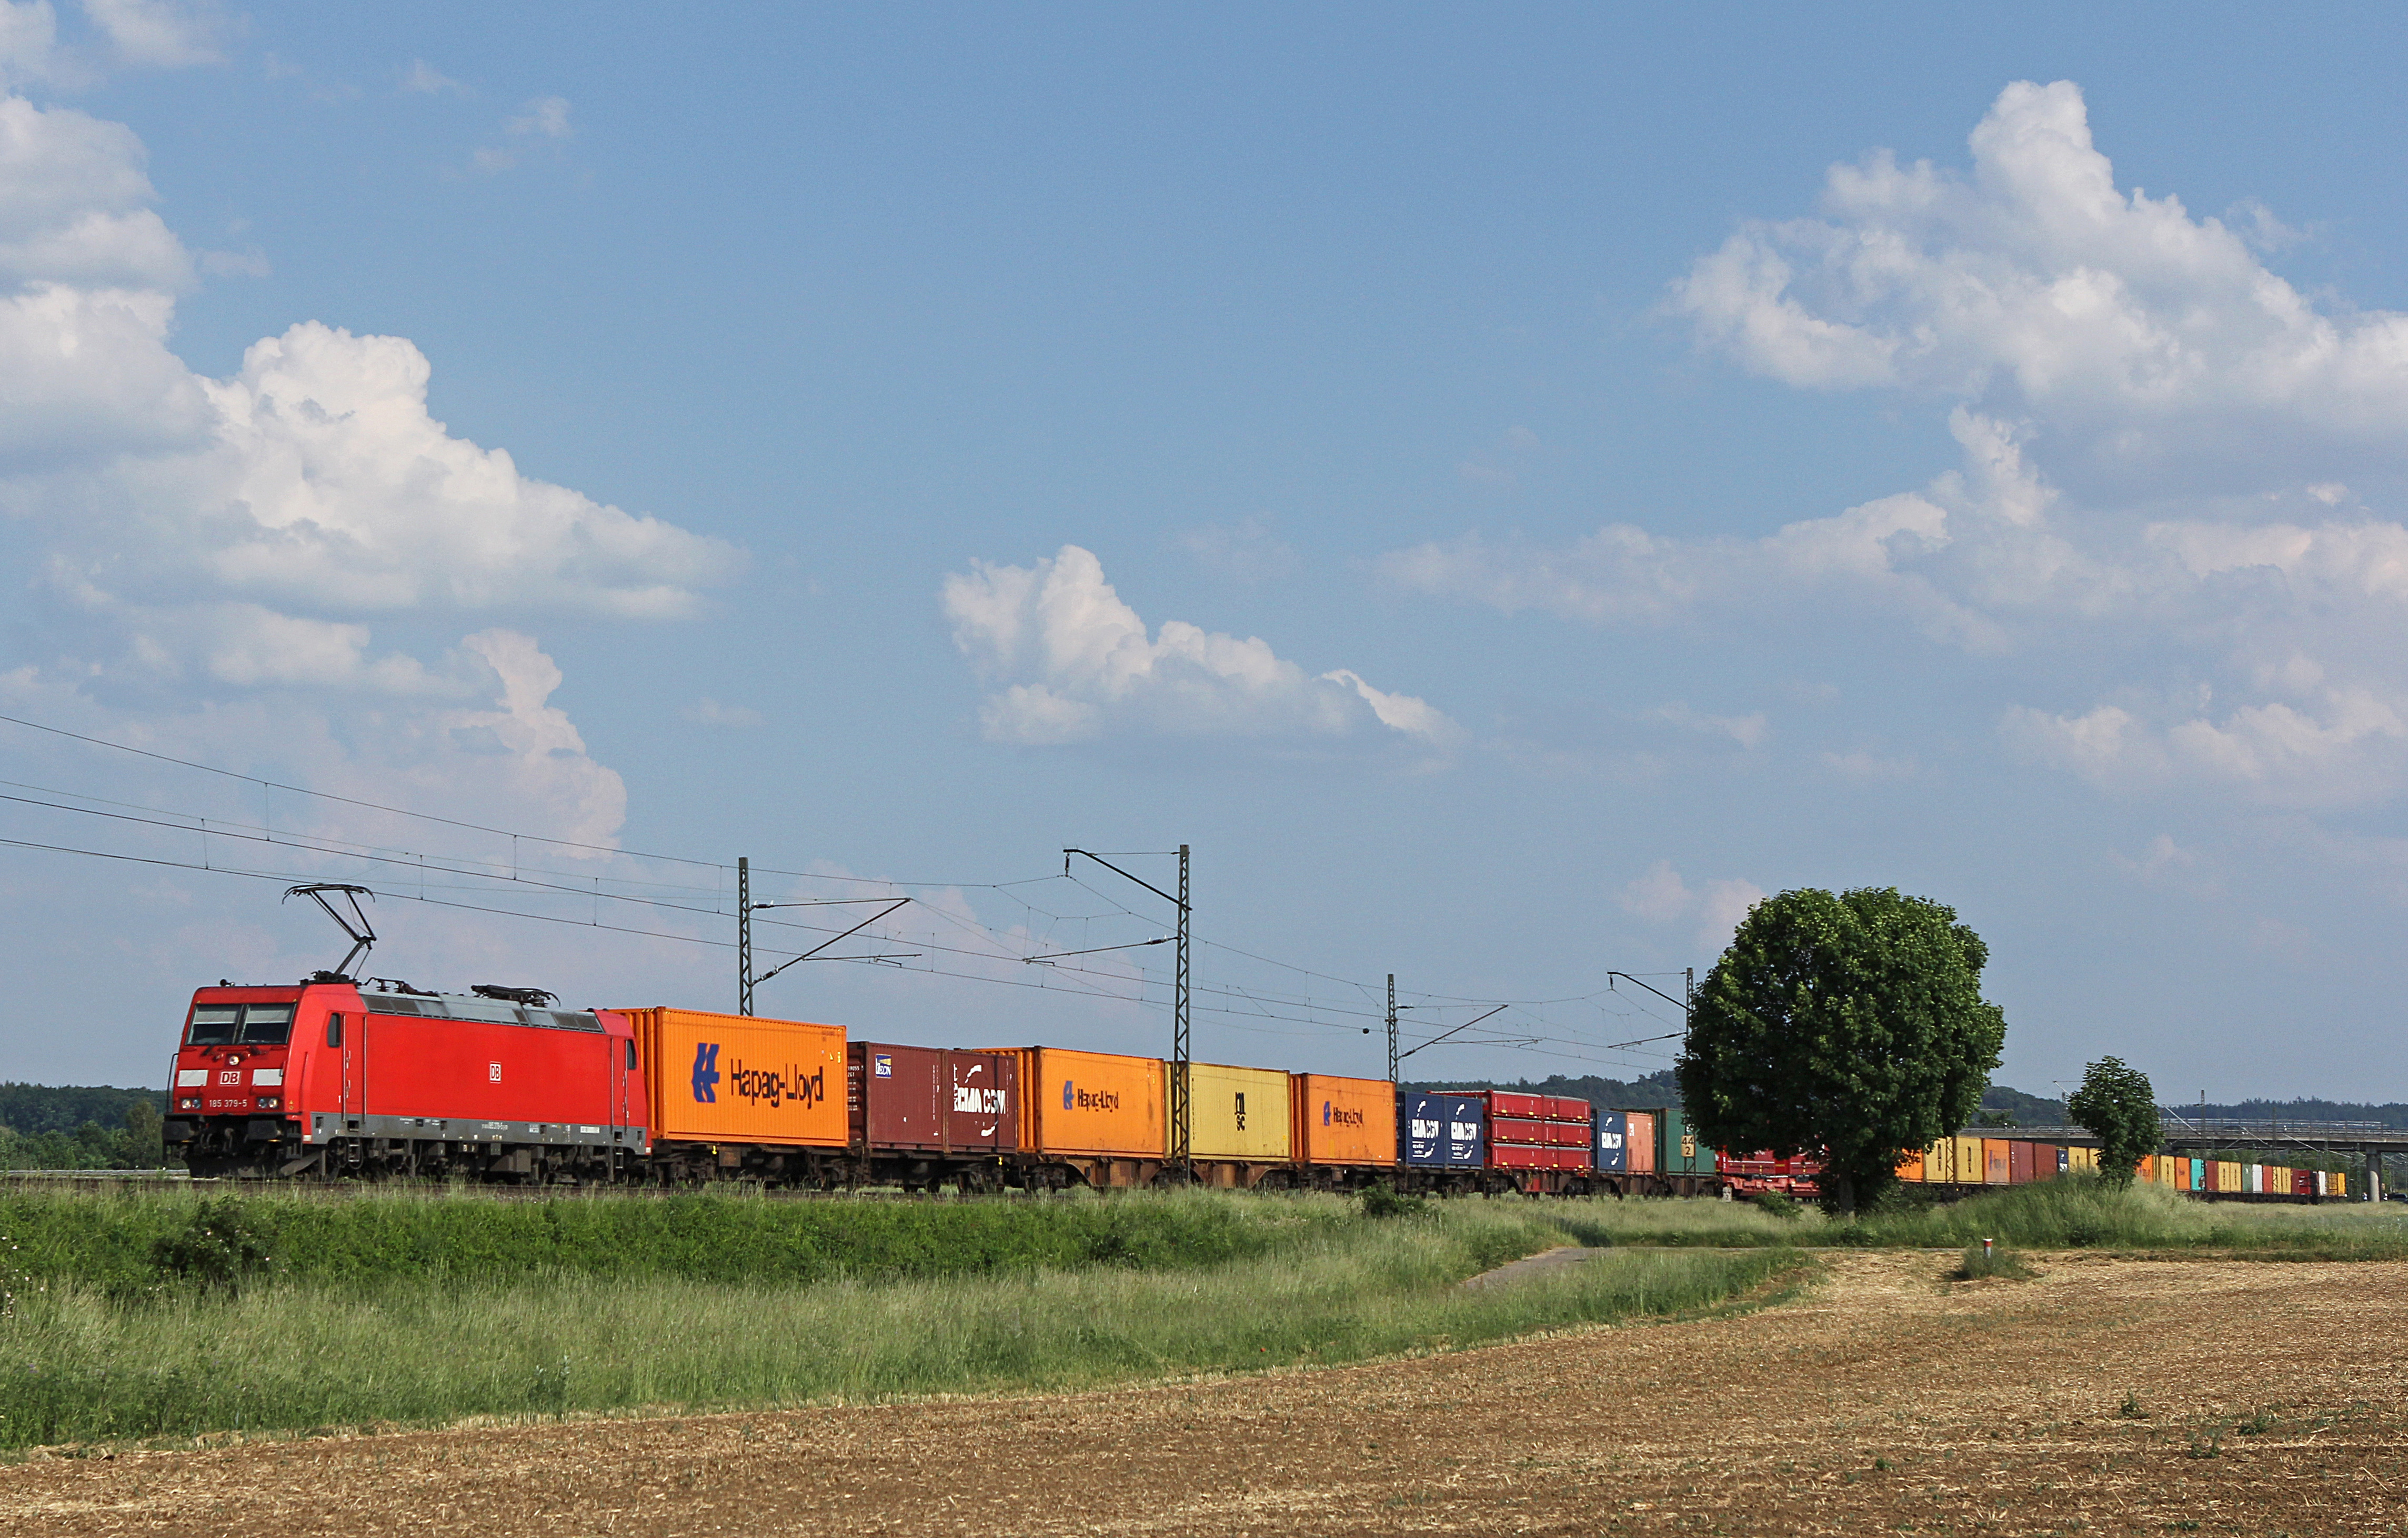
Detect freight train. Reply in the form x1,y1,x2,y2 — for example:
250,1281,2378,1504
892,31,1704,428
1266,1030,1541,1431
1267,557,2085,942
1715,1138,2346,1202
161,976,1720,1193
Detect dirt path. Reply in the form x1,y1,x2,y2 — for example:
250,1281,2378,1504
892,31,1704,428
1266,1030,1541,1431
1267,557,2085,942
8,1252,2408,1535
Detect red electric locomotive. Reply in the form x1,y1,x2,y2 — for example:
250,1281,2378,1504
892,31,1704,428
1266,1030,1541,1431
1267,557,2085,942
164,886,649,1180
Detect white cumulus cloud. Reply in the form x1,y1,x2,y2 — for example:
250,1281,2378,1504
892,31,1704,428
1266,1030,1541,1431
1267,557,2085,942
0,85,733,858
1389,79,2408,812
1618,860,1764,952
942,544,1453,748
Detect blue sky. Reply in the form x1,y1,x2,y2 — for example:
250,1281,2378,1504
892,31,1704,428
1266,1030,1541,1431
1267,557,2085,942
4,3,2407,1102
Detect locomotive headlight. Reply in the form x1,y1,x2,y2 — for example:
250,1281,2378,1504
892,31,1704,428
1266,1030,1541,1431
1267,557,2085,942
256,1096,280,1110
177,1096,199,1110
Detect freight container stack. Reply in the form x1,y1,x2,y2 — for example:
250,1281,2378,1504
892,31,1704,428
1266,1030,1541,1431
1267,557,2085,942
1481,1092,1596,1194
993,1045,1167,1189
1398,1091,1487,1191
1609,1106,1717,1196
1186,1060,1295,1187
1594,1108,1630,1174
845,1042,1020,1191
1623,1112,1657,1178
1289,1074,1397,1188
623,1006,847,1184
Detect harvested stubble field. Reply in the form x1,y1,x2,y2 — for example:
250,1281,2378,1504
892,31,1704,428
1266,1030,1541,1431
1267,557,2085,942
8,1248,2406,1536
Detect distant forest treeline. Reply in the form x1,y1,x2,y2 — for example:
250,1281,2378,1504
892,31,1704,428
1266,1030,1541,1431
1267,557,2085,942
0,1083,174,1170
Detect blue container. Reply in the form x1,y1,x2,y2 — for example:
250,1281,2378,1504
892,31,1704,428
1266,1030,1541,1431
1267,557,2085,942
1596,1110,1629,1171
1400,1092,1486,1167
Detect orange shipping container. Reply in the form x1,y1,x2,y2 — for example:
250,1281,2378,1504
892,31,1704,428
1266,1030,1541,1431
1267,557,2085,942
1894,1147,1926,1182
1003,1046,1166,1158
1292,1074,1396,1166
1624,1112,1657,1173
1983,1138,2011,1186
622,1006,848,1147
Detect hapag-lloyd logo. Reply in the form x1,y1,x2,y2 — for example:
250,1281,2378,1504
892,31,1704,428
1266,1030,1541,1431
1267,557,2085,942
728,1058,825,1110
1322,1101,1365,1128
1062,1080,1120,1113
690,1041,824,1109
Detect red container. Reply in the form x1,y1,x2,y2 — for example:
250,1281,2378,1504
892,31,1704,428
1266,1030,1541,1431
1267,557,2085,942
848,1043,1020,1155
1624,1112,1657,1173
2008,1142,2034,1184
1478,1092,1593,1174
2294,1169,2315,1196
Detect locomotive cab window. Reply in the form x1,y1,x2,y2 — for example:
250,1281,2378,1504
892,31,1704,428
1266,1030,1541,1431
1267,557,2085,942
237,1004,294,1044
187,1005,239,1045
626,1040,637,1071
326,1013,344,1047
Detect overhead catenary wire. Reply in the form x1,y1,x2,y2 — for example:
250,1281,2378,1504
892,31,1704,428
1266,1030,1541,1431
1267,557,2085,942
1,708,1694,1068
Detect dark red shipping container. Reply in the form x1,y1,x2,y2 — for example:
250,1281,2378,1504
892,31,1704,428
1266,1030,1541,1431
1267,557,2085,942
2008,1141,2034,1184
847,1043,1020,1155
1489,1091,1546,1118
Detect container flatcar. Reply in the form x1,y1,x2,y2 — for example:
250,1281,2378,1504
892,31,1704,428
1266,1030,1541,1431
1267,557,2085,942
618,1006,847,1183
846,1042,1020,1192
1187,1060,1295,1187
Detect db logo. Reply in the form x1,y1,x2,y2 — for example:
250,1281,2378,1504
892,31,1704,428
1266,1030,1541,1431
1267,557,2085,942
217,1070,239,1085
488,1062,503,1083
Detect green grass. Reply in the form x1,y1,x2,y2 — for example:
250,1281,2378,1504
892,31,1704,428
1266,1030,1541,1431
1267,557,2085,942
1846,1175,2408,1256
0,1185,1366,1294
1954,1240,2034,1280
1544,1176,2408,1257
0,1194,1796,1448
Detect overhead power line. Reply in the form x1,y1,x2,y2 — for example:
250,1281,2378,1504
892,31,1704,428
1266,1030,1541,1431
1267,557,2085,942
1,707,1694,1067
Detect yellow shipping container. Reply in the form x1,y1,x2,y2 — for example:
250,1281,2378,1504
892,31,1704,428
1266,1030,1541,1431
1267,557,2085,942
2067,1144,2097,1172
1952,1135,1984,1183
2215,1160,2242,1192
1007,1046,1166,1158
2331,1172,2346,1198
1919,1140,1949,1182
1292,1074,1396,1166
621,1006,848,1147
1185,1060,1292,1162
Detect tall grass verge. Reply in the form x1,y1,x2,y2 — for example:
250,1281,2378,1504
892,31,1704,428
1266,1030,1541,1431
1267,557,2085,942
0,1201,1794,1447
0,1185,1366,1294
1847,1174,2408,1256
1540,1179,2408,1257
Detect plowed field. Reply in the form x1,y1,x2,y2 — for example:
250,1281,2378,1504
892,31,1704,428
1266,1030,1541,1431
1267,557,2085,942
9,1251,2407,1535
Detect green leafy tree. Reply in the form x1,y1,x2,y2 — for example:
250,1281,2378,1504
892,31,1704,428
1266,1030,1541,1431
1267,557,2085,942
2066,1056,2160,1187
1677,886,2006,1213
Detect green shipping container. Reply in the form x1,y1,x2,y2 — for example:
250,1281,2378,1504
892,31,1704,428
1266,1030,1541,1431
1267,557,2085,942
1658,1106,1715,1176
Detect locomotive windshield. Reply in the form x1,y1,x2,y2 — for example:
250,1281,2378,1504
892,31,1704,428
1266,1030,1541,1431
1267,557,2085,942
186,1003,295,1045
